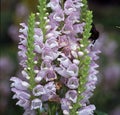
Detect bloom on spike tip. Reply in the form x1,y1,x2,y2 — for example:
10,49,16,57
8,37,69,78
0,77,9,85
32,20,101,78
10,0,100,115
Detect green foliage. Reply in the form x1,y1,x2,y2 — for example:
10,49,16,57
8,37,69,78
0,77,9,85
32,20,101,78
26,13,36,89
70,0,93,114
37,0,48,42
82,11,93,46
95,110,108,115
78,0,93,97
81,0,88,21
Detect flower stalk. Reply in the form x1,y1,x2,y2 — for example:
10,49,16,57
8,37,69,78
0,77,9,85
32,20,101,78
37,0,48,42
26,13,36,90
10,0,100,115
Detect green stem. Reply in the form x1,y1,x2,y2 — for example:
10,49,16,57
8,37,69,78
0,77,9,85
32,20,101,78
38,0,47,42
61,0,64,9
48,104,52,115
37,109,41,115
26,13,36,90
70,0,93,114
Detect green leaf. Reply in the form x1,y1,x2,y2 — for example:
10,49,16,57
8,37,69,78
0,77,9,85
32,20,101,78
95,110,108,115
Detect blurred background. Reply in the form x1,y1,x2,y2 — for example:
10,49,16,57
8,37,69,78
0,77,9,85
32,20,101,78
0,0,120,115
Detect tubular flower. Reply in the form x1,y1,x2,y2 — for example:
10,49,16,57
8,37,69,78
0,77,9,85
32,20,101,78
10,0,100,115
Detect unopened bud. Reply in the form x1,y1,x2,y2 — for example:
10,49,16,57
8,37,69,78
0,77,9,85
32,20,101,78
35,22,40,25
46,33,53,38
46,12,49,16
34,61,38,64
63,110,69,115
80,44,84,48
44,17,47,20
85,49,89,54
73,59,80,65
46,19,50,23
35,77,42,83
69,106,73,109
27,67,31,70
76,111,78,114
78,91,81,94
24,68,27,71
71,51,78,58
36,13,40,16
34,70,39,74
43,8,46,11
45,25,51,30
78,51,84,56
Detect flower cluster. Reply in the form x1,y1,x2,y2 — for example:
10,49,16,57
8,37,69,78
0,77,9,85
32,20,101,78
10,0,100,115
